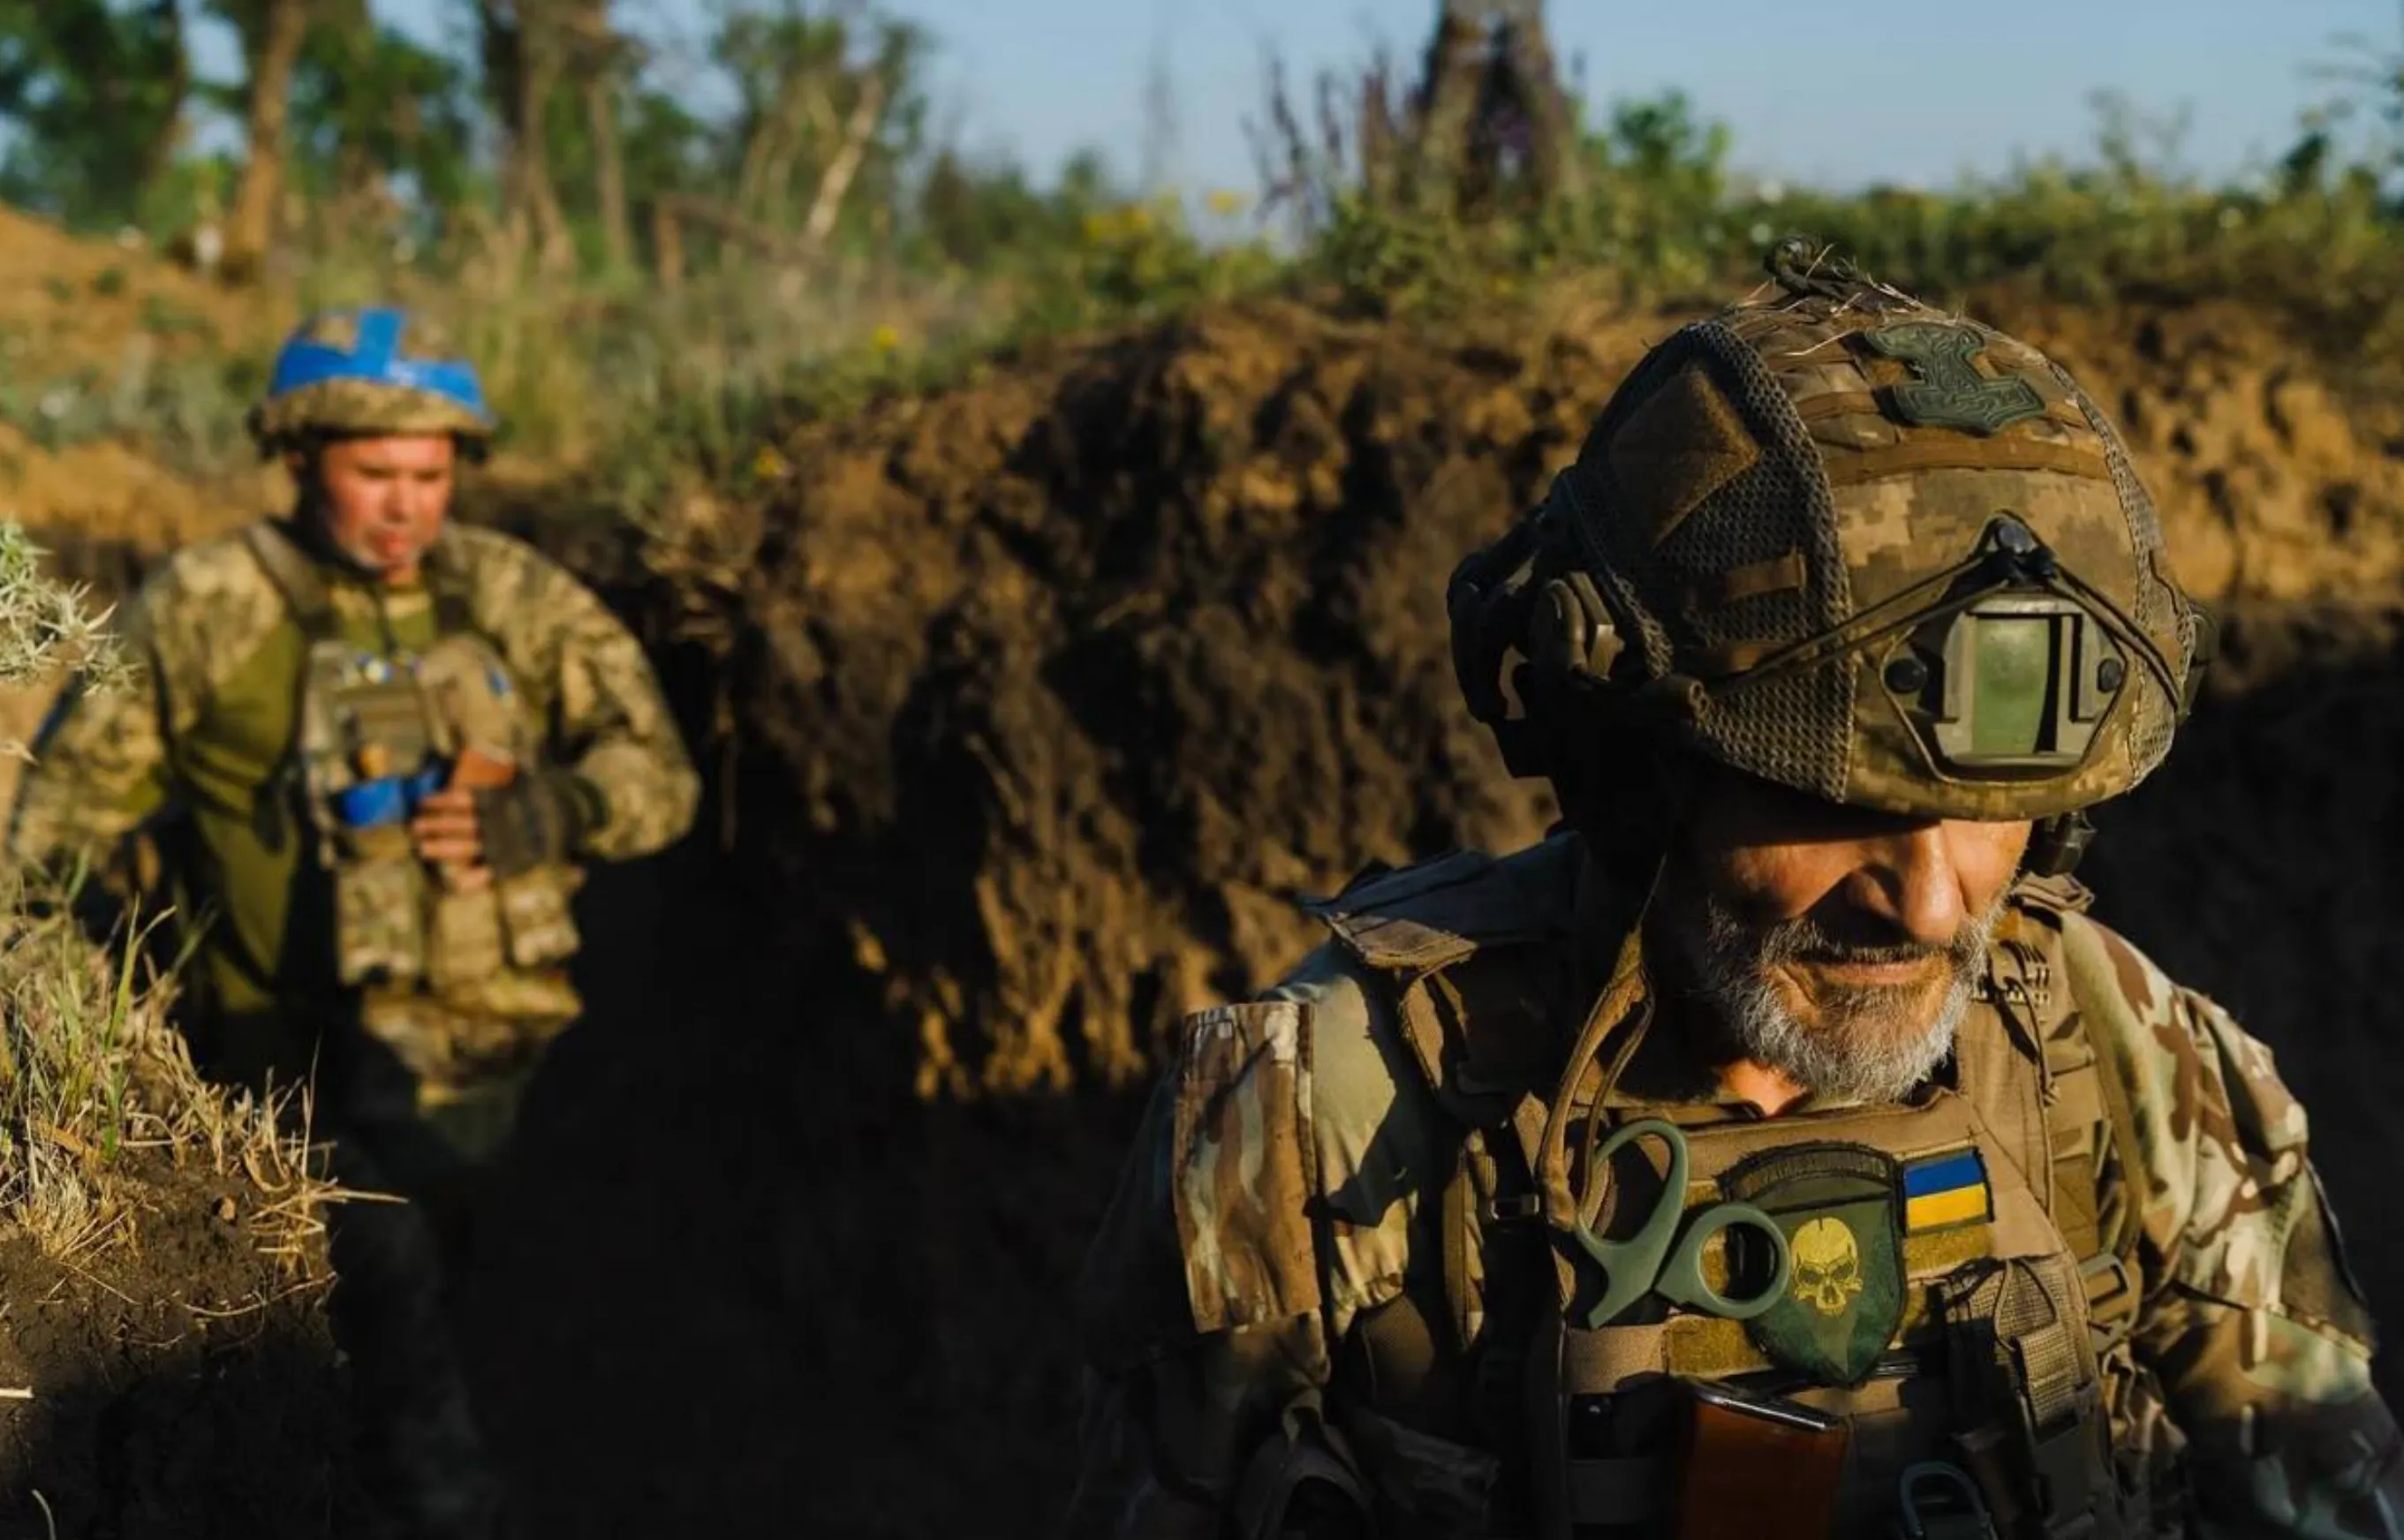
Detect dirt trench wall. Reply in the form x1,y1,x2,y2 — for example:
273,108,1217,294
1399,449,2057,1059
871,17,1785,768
682,300,1629,1094
652,293,2404,1529
692,291,2404,1095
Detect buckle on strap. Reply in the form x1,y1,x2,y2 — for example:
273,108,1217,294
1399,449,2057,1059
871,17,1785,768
1895,1461,1999,1540
1944,1258,2122,1540
2079,1251,2137,1349
1484,1193,1542,1224
2024,1393,2112,1540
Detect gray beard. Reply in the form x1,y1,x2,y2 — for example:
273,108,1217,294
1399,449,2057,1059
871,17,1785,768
1653,879,2005,1105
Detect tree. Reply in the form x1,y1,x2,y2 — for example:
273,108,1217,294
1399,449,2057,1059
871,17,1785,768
477,0,576,271
713,4,921,246
0,0,190,228
215,0,314,279
285,0,480,224
1410,0,1581,214
564,0,634,272
1247,0,1583,237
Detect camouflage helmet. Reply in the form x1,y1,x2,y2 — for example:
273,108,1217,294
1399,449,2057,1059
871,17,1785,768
1450,244,2209,852
248,306,495,454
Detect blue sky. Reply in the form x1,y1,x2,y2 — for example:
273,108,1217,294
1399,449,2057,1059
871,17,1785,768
200,0,2393,192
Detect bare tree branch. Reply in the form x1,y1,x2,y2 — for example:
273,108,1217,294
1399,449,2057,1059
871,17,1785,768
799,72,887,253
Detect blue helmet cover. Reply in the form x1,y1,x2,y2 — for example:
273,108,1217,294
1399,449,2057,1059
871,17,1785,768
265,306,493,426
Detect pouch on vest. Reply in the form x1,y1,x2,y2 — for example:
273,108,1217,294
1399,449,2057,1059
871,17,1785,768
495,868,578,970
426,878,508,990
305,638,440,987
333,832,427,986
1938,1255,2120,1540
1234,1400,1374,1540
1674,1380,1849,1540
305,629,582,996
413,632,530,767
358,985,576,1105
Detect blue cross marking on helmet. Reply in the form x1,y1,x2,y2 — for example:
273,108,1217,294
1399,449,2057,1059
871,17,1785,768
266,306,492,422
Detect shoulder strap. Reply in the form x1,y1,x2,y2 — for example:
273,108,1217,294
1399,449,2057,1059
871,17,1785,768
243,521,339,641
247,519,488,643
1304,837,1583,1121
420,526,480,638
2010,889,2148,1340
1307,841,1583,1457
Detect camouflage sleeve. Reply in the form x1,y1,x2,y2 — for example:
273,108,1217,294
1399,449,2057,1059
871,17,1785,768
459,530,699,861
2065,915,2404,1536
1065,947,1465,1538
5,583,187,875
1062,997,1337,1538
6,666,170,875
11,530,318,876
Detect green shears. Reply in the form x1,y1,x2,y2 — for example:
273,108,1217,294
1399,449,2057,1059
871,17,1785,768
1569,1118,1795,1328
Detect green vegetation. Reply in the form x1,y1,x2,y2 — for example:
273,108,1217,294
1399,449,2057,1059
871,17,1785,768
1277,81,2404,353
3,4,2403,508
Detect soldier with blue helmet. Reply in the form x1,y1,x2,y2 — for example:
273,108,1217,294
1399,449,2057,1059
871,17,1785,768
11,306,700,1538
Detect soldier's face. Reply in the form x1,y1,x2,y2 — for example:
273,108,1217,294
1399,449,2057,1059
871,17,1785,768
300,434,457,582
1651,768,2031,1103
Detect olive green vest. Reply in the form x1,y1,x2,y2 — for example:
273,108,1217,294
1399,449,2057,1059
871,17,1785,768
244,521,584,1092
1304,848,2167,1540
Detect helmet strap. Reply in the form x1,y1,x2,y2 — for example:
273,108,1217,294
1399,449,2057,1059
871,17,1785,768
1531,678,1697,887
2023,810,2097,878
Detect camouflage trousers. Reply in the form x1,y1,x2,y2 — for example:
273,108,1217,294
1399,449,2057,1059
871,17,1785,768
207,1006,533,1540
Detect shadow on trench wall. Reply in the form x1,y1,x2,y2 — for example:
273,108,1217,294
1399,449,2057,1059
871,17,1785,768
465,826,1147,1539
2081,602,2404,1415
0,1303,359,1539
458,606,1150,1539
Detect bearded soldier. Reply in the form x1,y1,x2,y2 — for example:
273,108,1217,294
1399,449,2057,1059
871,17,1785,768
1064,252,2402,1538
9,307,699,1538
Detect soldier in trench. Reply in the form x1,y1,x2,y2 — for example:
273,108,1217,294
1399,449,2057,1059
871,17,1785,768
7,307,699,1540
1065,252,2404,1537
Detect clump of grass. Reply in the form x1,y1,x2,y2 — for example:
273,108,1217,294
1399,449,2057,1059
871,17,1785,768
0,890,330,1270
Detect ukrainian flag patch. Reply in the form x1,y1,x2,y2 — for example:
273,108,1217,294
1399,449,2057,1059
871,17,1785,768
1901,1148,1992,1234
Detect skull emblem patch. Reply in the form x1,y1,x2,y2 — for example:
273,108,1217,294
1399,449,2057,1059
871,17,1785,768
1789,1217,1866,1317
1720,1144,1907,1387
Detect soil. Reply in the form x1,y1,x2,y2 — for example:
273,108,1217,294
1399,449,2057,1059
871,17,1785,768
657,291,2404,1106
0,1157,356,1538
7,233,2404,1535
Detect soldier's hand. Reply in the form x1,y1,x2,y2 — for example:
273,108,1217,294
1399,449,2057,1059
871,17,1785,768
409,787,489,882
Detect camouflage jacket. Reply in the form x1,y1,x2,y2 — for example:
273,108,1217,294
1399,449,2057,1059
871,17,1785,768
1064,836,2403,1539
6,517,699,1026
